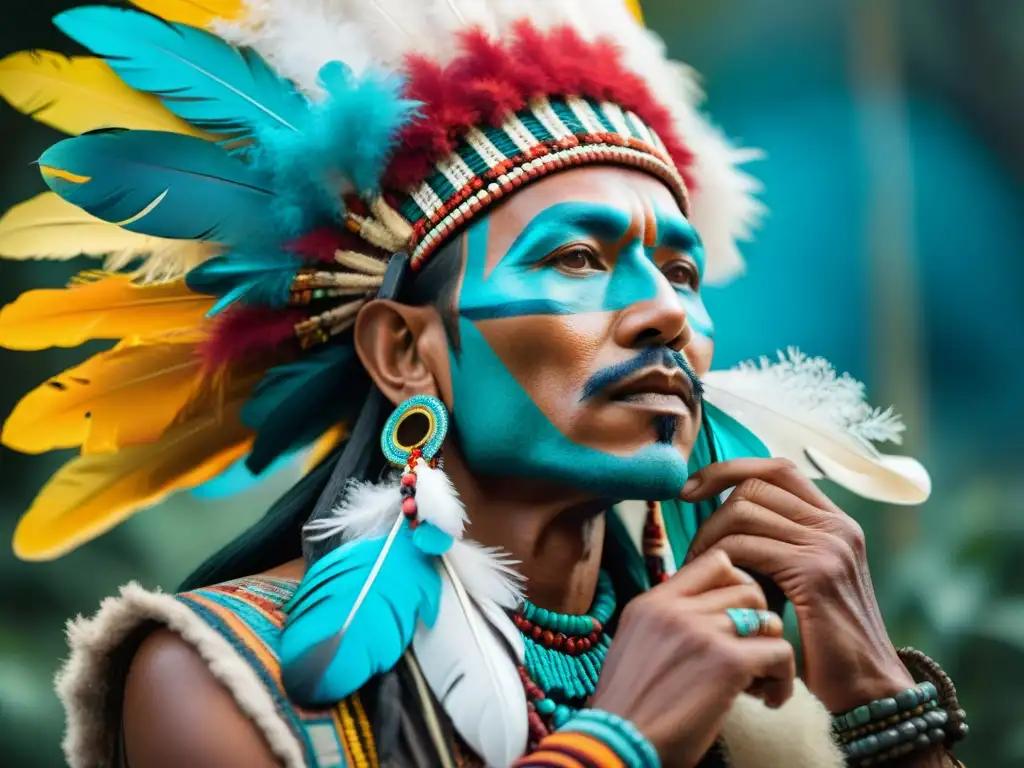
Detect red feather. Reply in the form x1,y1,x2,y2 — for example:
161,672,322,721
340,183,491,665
385,24,697,191
200,307,304,369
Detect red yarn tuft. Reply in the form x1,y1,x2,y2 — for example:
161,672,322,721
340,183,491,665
200,306,305,369
385,24,696,191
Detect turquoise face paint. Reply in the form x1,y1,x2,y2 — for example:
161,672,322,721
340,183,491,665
448,200,713,500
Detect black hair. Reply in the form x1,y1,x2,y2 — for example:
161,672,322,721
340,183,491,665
180,236,467,592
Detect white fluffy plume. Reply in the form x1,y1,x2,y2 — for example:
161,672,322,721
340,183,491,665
413,460,467,539
447,538,524,610
703,348,931,505
302,476,401,543
717,347,907,445
215,0,763,285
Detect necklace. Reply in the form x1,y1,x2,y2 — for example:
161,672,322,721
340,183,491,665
515,570,617,741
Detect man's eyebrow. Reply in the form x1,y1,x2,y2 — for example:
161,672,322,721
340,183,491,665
656,214,699,253
518,201,632,243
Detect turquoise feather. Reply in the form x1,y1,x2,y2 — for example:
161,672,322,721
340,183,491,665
254,61,420,233
38,129,275,244
242,346,362,474
54,6,307,140
281,522,442,705
412,523,454,556
663,403,772,565
185,252,300,314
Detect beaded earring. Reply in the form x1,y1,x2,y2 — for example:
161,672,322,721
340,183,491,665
380,394,449,529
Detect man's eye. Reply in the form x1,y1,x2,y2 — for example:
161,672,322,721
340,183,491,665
662,259,700,290
550,245,603,275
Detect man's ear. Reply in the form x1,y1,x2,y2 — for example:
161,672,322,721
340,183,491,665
353,300,447,406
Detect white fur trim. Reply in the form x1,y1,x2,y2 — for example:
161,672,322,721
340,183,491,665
721,679,846,768
54,581,306,768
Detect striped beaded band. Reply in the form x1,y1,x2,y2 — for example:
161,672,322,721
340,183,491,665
396,95,689,271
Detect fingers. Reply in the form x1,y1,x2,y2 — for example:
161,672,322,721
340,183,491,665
685,497,816,564
691,583,768,613
662,550,754,596
680,458,839,512
736,637,796,709
696,533,802,581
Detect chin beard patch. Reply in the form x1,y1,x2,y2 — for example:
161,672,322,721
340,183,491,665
653,414,678,444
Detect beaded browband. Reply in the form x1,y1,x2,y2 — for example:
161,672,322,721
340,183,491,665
393,96,690,270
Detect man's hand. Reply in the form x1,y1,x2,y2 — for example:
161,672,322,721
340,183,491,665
680,458,916,713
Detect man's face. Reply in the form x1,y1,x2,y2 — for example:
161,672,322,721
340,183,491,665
445,167,715,501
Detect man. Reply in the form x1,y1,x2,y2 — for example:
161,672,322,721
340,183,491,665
0,1,964,767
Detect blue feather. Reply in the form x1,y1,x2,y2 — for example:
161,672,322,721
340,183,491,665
254,61,420,233
281,522,441,704
186,252,300,314
412,523,454,556
38,129,275,244
242,345,362,474
54,6,307,141
189,449,300,500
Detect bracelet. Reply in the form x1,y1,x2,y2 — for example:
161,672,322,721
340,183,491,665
898,647,969,747
560,709,661,768
833,682,939,736
845,709,949,765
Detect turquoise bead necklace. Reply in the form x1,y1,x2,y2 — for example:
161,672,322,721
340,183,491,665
514,570,617,737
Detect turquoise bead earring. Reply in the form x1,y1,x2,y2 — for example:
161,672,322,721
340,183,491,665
380,394,449,527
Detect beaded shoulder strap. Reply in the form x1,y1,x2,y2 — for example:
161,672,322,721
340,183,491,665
177,577,378,768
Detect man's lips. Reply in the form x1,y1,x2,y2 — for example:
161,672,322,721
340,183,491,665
603,367,698,414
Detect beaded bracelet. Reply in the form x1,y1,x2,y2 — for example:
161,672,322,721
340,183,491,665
898,647,969,748
560,709,661,768
833,682,939,736
845,708,949,765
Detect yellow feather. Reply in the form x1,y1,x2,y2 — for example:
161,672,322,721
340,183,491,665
12,394,254,561
0,51,207,137
0,193,219,282
303,422,349,474
0,272,214,351
625,0,644,23
130,0,244,27
2,337,205,456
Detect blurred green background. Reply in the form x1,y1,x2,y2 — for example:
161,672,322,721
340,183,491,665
0,1,1021,766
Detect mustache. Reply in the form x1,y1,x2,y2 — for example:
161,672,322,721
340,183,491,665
580,347,705,402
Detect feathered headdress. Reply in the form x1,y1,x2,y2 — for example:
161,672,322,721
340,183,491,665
0,0,928,566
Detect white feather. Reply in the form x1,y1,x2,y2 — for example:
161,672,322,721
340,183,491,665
703,348,931,505
303,475,401,543
447,538,525,611
413,460,467,539
413,555,528,767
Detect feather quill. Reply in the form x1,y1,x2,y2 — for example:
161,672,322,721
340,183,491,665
2,336,203,455
0,272,213,351
412,555,528,767
0,51,206,137
0,192,217,282
55,6,307,141
703,348,931,504
12,395,252,561
39,129,276,245
281,517,441,705
130,0,244,28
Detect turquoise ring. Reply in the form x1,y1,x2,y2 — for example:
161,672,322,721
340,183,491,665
726,608,780,638
726,608,761,637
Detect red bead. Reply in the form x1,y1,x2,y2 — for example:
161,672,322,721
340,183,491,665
531,626,542,641
528,712,548,738
588,631,599,645
579,638,591,652
591,617,601,632
410,448,423,460
401,497,418,517
553,633,565,650
400,473,416,487
542,630,554,646
565,638,577,654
